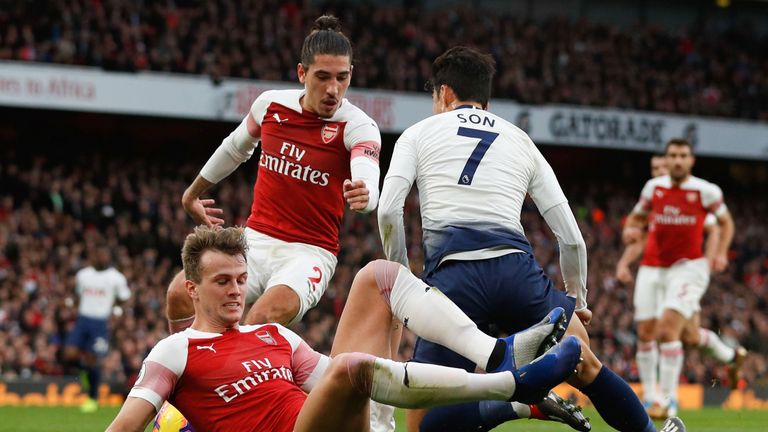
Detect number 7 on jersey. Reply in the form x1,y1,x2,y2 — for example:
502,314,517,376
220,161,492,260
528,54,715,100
457,127,499,185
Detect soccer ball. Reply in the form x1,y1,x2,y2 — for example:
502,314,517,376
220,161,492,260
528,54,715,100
152,401,194,432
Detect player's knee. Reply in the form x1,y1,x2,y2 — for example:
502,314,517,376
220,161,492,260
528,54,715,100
166,271,194,320
657,321,681,343
368,259,402,307
329,352,376,397
636,322,656,342
680,328,700,347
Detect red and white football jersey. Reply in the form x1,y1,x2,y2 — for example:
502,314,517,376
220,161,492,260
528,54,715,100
633,175,726,267
128,324,328,432
244,89,380,255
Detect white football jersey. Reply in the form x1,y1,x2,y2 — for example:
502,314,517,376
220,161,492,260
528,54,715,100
75,266,130,319
386,106,567,254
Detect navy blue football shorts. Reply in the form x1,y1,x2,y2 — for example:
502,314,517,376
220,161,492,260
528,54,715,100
411,251,576,372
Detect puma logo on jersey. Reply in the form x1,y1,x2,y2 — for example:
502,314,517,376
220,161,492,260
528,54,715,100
197,343,216,353
273,113,288,124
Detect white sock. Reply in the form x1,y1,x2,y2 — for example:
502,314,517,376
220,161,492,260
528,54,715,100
370,358,515,408
375,261,497,370
698,328,735,363
636,340,659,404
368,400,395,432
659,341,683,407
511,402,532,418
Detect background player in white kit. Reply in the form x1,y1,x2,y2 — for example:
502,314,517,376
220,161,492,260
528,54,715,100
167,14,381,329
623,139,741,419
379,46,671,432
63,244,130,413
106,226,585,432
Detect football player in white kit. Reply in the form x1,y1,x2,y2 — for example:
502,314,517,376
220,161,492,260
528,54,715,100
63,244,131,413
379,46,684,432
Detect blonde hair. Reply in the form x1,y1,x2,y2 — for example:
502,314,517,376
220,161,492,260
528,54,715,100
181,226,247,283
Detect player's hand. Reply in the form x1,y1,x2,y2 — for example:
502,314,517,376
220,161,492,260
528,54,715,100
615,262,634,284
622,226,643,244
576,308,592,326
343,179,369,211
182,197,225,227
710,253,728,273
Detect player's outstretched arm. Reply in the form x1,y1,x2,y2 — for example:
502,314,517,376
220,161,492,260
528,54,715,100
181,175,224,226
105,397,156,432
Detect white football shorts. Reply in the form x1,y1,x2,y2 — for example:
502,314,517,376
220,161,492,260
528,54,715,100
244,227,337,324
634,258,710,321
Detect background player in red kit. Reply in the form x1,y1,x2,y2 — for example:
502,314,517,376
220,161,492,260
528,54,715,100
623,139,737,419
617,154,746,413
167,15,381,330
105,226,587,432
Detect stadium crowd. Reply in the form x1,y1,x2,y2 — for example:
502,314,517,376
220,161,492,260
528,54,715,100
1,0,767,119
0,152,766,394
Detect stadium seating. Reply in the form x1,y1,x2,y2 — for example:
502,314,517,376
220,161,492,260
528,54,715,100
1,1,766,119
0,152,765,391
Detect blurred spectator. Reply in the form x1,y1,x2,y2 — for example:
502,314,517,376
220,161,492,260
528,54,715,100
1,1,767,119
0,150,766,394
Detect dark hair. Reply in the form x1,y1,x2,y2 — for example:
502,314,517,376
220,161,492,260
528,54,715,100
300,15,353,67
665,138,693,154
425,46,496,107
182,226,248,283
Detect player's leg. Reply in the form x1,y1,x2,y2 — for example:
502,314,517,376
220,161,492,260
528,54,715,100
680,312,746,389
418,393,591,432
244,284,301,324
243,231,336,325
633,265,663,407
166,270,195,333
564,316,657,432
653,307,685,418
333,260,563,373
654,258,709,418
79,317,109,412
408,254,579,432
296,343,582,432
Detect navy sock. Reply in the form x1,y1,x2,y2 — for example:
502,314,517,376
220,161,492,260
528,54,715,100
419,401,520,432
86,365,101,400
581,366,655,432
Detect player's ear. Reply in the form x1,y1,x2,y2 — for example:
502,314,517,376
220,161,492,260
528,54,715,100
186,280,199,300
297,63,307,84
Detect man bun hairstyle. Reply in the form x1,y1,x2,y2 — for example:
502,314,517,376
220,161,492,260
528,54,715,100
300,15,353,68
181,226,248,283
426,46,496,108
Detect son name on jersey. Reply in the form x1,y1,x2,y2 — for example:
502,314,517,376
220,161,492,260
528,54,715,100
457,112,496,128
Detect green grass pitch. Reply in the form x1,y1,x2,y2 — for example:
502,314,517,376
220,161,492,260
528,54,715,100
0,406,766,431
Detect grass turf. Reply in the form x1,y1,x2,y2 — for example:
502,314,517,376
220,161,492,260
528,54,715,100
0,406,766,431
